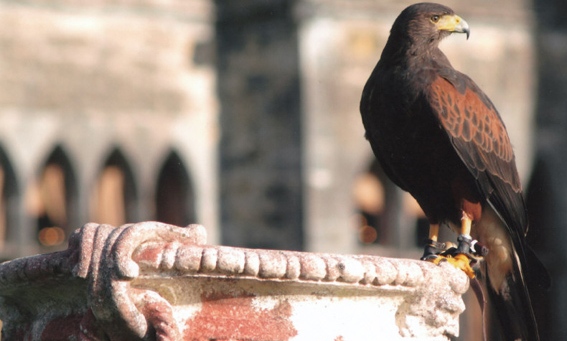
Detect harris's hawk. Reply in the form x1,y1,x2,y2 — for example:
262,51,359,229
360,3,549,340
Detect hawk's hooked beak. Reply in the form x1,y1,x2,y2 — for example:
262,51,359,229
436,14,470,39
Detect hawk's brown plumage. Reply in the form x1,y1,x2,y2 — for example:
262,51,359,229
360,3,548,340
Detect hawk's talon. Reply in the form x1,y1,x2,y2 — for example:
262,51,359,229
421,234,483,278
421,253,438,261
424,253,476,279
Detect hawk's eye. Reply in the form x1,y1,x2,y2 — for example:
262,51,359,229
430,15,440,23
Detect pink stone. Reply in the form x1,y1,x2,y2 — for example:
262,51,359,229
0,222,469,340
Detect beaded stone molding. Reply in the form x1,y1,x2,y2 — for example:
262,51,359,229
0,222,469,340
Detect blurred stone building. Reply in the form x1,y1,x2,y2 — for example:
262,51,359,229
0,0,565,339
0,0,219,258
0,0,536,255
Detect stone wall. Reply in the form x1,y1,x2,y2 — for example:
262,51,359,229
0,222,469,340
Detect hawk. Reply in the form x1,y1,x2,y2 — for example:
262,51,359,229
360,3,549,340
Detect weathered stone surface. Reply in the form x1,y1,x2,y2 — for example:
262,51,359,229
0,221,469,340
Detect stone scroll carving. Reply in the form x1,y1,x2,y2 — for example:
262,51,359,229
0,222,469,340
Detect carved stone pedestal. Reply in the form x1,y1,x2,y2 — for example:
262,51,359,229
0,222,468,340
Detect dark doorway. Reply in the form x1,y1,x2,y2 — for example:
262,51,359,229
155,150,195,226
